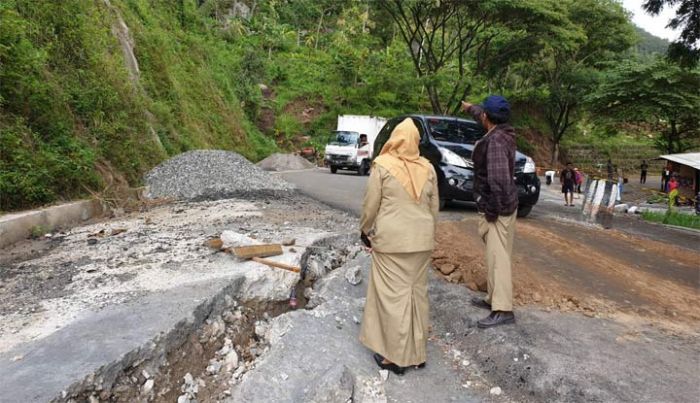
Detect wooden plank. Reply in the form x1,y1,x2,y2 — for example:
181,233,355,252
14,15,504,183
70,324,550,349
231,244,283,259
251,257,301,273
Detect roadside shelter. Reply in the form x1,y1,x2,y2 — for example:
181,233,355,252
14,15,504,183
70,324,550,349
659,152,700,197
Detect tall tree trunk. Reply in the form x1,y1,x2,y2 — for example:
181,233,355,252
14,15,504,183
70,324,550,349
427,85,441,114
551,141,560,167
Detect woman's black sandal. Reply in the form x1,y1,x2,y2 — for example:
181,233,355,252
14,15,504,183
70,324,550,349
373,353,405,375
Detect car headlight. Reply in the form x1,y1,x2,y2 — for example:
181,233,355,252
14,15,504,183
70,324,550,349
523,157,536,173
439,146,473,169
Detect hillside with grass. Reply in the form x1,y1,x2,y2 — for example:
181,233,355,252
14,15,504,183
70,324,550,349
1,0,698,211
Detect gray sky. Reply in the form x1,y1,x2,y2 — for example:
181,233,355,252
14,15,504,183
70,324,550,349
621,0,680,41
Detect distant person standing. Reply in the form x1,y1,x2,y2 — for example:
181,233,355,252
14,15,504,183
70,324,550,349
561,162,576,206
616,166,624,202
461,96,518,328
574,167,584,195
606,159,614,180
640,160,648,184
661,163,671,192
668,175,679,208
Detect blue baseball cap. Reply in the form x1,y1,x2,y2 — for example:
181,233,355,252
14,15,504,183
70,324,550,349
481,95,510,122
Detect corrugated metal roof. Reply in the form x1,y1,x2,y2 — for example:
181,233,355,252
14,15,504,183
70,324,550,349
660,152,700,170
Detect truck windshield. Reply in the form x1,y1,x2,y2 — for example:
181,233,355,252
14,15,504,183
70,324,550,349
330,131,360,146
427,119,483,145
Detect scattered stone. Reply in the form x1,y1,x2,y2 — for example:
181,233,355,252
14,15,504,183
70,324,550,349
461,360,470,367
87,238,98,246
490,386,502,396
352,316,360,324
224,350,239,372
207,359,222,375
11,355,23,362
379,369,389,382
345,266,362,285
532,292,542,302
438,263,456,275
282,238,296,246
143,379,154,394
280,372,289,381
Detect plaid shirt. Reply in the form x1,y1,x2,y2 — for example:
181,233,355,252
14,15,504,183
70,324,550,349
468,105,519,217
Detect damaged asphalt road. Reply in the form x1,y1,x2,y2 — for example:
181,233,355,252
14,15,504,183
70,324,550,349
0,163,698,402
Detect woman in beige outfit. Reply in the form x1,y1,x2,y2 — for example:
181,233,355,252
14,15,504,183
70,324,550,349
359,118,439,375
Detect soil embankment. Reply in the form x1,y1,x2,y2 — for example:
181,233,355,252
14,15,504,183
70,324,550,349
433,218,700,333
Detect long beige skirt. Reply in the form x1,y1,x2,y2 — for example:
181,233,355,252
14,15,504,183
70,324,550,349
359,250,431,367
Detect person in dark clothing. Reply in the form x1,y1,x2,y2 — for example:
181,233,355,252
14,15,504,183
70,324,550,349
640,160,648,184
661,163,671,192
560,162,576,206
461,96,517,329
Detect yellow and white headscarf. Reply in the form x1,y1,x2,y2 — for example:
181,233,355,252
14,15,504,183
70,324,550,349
373,118,433,201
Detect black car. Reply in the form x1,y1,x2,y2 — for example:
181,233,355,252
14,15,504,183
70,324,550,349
373,115,540,217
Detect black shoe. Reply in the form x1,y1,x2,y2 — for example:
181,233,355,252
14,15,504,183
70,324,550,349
471,297,491,310
373,353,405,375
477,311,515,328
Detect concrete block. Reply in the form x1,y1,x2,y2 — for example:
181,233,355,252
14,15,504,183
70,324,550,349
0,199,105,248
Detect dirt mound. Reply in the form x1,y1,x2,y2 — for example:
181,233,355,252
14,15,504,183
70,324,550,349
256,153,315,172
144,150,295,200
433,219,700,329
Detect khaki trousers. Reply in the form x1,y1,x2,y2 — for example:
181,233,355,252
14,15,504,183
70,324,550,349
478,211,516,312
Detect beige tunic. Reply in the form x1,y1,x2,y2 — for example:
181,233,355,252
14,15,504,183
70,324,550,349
359,165,439,367
360,165,439,253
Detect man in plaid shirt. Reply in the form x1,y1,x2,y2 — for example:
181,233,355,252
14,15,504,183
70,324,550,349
461,95,518,328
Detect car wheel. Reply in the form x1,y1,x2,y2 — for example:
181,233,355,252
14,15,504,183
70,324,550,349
439,199,448,210
358,160,369,176
330,165,338,174
517,205,533,218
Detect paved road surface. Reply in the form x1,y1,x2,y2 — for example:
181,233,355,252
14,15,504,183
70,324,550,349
278,167,699,250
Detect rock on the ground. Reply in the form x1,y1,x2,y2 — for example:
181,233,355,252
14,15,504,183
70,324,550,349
438,263,456,275
223,350,239,372
490,386,502,396
256,153,315,172
345,266,362,285
142,379,154,394
144,150,295,200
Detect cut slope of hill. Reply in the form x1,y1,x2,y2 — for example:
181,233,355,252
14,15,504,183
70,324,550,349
0,0,276,210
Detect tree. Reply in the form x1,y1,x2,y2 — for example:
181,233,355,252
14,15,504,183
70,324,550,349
588,59,700,154
525,0,635,164
643,0,700,67
378,0,571,114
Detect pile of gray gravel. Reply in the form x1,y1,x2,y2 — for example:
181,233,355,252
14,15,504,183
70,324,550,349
144,150,295,201
256,153,316,171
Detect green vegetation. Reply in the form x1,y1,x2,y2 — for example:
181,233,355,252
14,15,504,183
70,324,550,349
641,211,700,230
1,0,698,210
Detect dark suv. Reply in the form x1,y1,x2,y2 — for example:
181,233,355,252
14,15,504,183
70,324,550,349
373,115,540,217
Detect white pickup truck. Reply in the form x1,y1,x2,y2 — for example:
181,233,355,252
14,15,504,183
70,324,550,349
324,115,387,175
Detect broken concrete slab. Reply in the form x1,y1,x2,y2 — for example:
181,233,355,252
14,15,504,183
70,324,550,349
0,194,359,401
227,256,480,403
0,277,243,403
